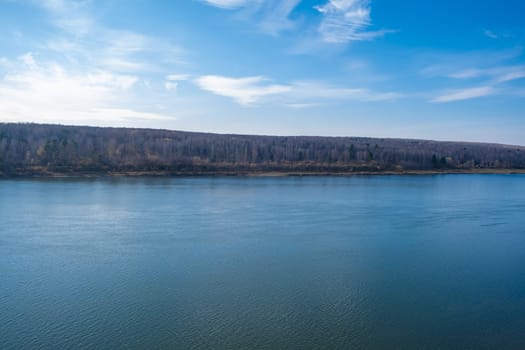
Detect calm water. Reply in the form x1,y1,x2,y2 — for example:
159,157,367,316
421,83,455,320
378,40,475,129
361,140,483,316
1,175,525,349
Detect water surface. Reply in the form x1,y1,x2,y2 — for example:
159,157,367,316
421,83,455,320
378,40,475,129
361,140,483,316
1,175,525,349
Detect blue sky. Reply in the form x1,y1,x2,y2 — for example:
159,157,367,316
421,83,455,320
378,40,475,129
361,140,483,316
0,0,524,144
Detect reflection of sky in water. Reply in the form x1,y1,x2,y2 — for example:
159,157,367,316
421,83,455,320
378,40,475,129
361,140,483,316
1,175,525,349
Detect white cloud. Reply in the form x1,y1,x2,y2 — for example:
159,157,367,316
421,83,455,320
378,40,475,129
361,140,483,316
164,81,178,91
201,0,391,44
195,75,291,105
54,27,185,73
166,74,191,81
255,0,301,35
284,103,320,109
19,52,37,67
422,49,525,103
36,0,185,74
289,81,401,102
201,0,301,35
431,86,496,103
448,69,483,79
194,74,400,105
0,54,175,124
420,48,523,78
164,74,192,92
484,29,499,39
482,29,512,40
201,0,250,9
84,108,174,122
314,0,393,43
39,0,94,36
493,66,525,83
447,65,525,83
0,107,174,124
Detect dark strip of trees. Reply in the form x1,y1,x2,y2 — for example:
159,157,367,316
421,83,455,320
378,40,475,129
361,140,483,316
1,123,524,175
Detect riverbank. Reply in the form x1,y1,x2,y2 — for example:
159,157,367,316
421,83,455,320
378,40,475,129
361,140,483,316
2,168,525,178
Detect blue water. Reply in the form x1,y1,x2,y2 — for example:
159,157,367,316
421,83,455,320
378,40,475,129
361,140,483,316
1,175,525,349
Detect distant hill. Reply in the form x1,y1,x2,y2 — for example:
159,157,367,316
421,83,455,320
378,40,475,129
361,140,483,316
1,123,524,176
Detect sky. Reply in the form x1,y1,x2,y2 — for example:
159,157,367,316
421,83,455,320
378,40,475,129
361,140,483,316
0,0,524,145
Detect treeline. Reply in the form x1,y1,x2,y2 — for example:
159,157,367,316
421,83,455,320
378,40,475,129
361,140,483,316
1,123,524,176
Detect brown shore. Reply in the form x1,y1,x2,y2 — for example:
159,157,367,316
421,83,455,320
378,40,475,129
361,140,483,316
2,168,525,178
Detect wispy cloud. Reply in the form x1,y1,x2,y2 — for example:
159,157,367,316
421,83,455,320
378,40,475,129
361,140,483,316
164,74,192,92
39,0,93,36
200,0,301,35
495,68,525,83
484,29,499,39
166,74,191,81
195,75,291,105
164,82,178,91
447,68,483,79
0,53,175,124
254,0,301,35
194,74,400,105
200,0,249,9
420,48,523,78
423,48,525,103
36,0,185,73
284,102,320,109
83,108,174,122
483,29,513,40
431,86,496,103
48,28,185,73
342,58,392,82
0,0,186,125
289,81,401,102
201,0,392,45
447,65,525,83
314,0,393,43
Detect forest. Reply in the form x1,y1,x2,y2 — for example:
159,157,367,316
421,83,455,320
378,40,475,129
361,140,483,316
1,123,524,176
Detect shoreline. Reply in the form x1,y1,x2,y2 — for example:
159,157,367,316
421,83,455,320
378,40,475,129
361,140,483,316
2,168,525,178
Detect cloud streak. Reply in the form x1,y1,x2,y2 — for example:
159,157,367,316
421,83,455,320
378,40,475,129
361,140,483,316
195,75,291,105
484,29,499,39
39,0,94,35
37,0,185,74
200,0,249,9
200,0,301,35
431,86,496,103
314,0,393,43
201,0,393,46
194,74,400,106
166,74,191,81
289,81,401,102
447,65,525,83
423,49,525,103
